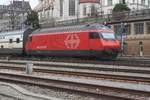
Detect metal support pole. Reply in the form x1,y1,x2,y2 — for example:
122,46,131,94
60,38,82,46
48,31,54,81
52,7,54,26
26,62,33,75
137,0,139,10
22,0,25,29
100,0,103,16
76,0,79,23
120,22,124,56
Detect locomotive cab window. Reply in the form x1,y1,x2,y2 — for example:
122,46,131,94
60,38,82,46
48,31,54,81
1,45,4,49
16,38,20,43
89,32,100,39
9,39,13,43
0,36,5,39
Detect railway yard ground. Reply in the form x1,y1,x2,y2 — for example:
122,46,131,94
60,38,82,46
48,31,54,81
0,56,150,100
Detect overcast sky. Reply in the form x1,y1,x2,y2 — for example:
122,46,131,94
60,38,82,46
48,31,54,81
0,0,39,9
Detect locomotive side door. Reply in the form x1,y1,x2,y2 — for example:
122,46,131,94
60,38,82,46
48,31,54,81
89,32,101,50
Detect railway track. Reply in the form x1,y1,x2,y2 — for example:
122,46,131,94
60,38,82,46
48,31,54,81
0,60,150,99
0,56,150,67
0,60,150,83
0,72,150,100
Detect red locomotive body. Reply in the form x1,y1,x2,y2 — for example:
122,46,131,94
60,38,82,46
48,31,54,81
25,24,120,59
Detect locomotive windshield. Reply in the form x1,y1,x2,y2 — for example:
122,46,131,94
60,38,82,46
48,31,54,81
89,32,116,39
101,32,116,39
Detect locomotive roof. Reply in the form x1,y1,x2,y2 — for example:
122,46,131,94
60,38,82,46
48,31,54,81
0,30,25,36
32,24,110,35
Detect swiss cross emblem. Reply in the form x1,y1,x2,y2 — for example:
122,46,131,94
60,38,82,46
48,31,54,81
64,34,80,49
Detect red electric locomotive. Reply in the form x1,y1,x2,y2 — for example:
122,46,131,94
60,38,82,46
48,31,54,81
25,24,120,59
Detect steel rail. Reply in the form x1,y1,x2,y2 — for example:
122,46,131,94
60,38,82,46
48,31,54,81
0,62,150,84
1,56,150,67
0,60,150,74
0,72,149,100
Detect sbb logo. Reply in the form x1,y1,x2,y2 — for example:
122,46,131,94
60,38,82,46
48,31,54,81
64,34,80,49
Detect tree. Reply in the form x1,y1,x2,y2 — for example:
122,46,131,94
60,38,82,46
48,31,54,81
25,10,40,29
113,3,130,12
112,4,130,20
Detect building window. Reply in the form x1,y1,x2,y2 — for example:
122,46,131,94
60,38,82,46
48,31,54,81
16,38,20,43
47,11,49,19
147,22,150,34
69,0,75,16
60,0,63,16
125,24,131,35
115,24,131,35
40,12,42,19
119,0,126,4
134,23,144,34
148,0,150,7
141,0,145,5
83,5,86,16
108,9,112,14
107,0,112,6
91,5,97,16
119,0,122,3
9,39,13,43
0,36,5,39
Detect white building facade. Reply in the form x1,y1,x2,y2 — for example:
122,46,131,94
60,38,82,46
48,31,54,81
36,0,100,22
102,0,150,14
36,0,150,22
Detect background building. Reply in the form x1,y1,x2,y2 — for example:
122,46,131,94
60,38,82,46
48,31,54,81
112,20,150,56
35,0,100,24
102,0,150,14
36,0,150,23
0,5,9,31
0,0,31,31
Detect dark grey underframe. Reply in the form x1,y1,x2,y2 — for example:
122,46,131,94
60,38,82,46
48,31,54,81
0,48,23,55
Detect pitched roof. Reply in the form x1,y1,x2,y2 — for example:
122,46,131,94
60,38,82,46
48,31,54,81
9,0,31,11
34,0,54,12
